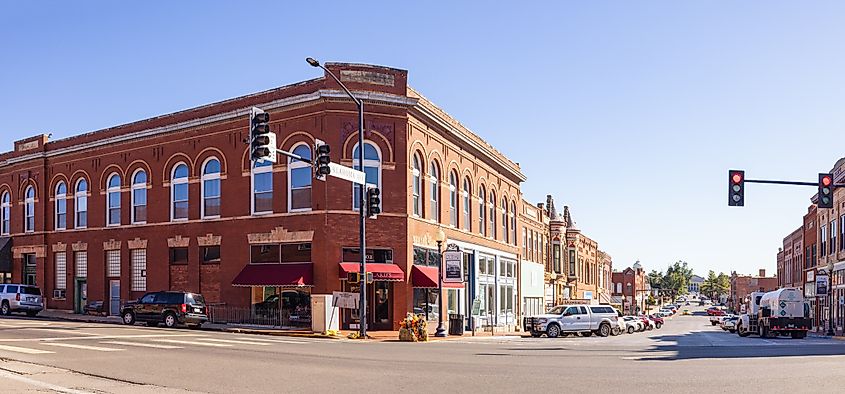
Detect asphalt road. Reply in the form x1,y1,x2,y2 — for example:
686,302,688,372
2,307,845,393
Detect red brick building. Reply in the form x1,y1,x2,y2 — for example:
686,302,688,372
777,226,803,288
803,204,819,327
728,269,778,313
611,262,646,315
0,63,528,331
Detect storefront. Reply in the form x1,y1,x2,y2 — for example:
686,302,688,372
448,240,518,330
339,248,402,331
231,261,314,328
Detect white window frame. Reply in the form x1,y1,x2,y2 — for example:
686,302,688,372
170,163,189,222
352,142,382,211
75,251,87,278
106,173,121,227
462,178,471,231
478,186,486,236
131,249,147,292
55,181,67,231
1,191,9,235
510,202,517,246
429,161,440,222
501,198,508,244
412,154,421,217
287,144,312,212
251,160,273,215
75,179,88,229
130,169,147,225
489,191,497,240
55,252,67,290
106,250,120,277
201,157,222,219
449,172,457,227
24,185,35,233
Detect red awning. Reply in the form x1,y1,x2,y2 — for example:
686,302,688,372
411,265,464,289
339,263,404,282
232,263,313,287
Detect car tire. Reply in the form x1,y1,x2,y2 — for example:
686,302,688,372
598,323,610,337
122,311,135,325
0,301,10,316
627,326,635,334
611,327,620,336
546,324,561,338
163,312,178,328
656,323,662,329
25,311,38,317
646,325,653,331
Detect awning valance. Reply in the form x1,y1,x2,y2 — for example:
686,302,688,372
339,263,404,282
411,265,463,289
232,263,313,287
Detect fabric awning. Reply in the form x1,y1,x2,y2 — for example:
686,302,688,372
339,263,404,281
0,237,11,273
411,265,463,289
232,263,313,287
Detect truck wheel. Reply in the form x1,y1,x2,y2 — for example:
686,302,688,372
546,324,561,338
122,311,135,325
598,323,611,337
737,325,750,337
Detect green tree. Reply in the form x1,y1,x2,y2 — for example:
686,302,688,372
661,261,694,301
701,270,731,302
647,270,663,290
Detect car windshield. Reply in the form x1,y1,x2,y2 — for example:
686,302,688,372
21,287,41,295
547,306,565,314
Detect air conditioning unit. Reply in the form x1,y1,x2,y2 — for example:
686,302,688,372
53,289,66,299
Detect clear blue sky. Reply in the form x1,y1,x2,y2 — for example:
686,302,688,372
3,1,844,277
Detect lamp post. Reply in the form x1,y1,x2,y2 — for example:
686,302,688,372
435,228,448,337
307,57,368,338
827,262,835,336
626,282,632,315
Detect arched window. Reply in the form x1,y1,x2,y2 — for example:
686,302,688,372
252,160,273,214
353,142,381,210
449,171,458,227
412,153,422,216
510,201,517,246
202,158,221,218
75,179,88,229
55,181,67,230
429,161,440,222
478,185,486,236
171,163,188,221
502,197,508,244
462,178,471,231
131,170,147,224
24,186,35,232
489,190,497,239
288,144,312,211
1,191,10,235
106,174,121,226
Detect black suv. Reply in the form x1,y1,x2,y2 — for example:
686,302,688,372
120,291,207,328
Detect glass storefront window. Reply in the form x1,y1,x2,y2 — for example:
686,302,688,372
413,288,439,322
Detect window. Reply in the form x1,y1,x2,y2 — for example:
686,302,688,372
131,170,147,224
462,178,471,231
832,219,837,255
489,191,496,239
501,198,508,244
412,153,422,216
252,160,273,214
510,202,517,246
569,249,576,275
106,173,121,226
429,161,440,222
131,249,146,292
553,243,561,273
55,252,67,290
202,246,221,264
352,142,381,210
523,228,528,256
841,215,845,251
821,225,827,257
449,172,457,227
106,250,120,277
251,244,280,264
288,144,312,211
55,182,67,230
171,164,188,221
478,185,486,236
23,186,35,232
74,251,87,278
202,158,221,218
528,231,533,262
169,248,189,265
1,191,8,235
75,179,87,228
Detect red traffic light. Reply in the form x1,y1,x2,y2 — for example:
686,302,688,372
731,172,743,184
822,176,832,187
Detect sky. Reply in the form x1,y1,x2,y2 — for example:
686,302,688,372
2,1,845,277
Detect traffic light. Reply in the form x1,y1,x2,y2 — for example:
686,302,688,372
366,187,381,218
819,173,834,209
314,139,331,180
250,108,275,163
728,170,744,206
347,272,360,284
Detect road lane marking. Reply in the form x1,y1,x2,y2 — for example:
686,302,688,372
0,368,92,394
0,333,205,343
24,328,103,336
44,343,125,352
200,338,271,346
0,343,55,354
152,339,232,347
100,341,183,349
232,337,311,344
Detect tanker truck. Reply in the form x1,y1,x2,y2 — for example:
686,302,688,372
736,287,811,339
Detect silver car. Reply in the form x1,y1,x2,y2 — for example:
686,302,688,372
0,284,44,316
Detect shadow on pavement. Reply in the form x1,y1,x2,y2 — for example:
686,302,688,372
635,331,845,361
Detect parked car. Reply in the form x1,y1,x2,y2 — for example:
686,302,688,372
0,284,43,316
622,316,644,334
648,314,664,329
121,291,208,328
524,305,620,338
639,315,655,331
706,306,726,317
710,313,732,326
720,316,739,332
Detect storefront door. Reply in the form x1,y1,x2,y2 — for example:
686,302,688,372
74,279,87,314
371,281,391,330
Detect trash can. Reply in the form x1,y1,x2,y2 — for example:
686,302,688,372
449,314,465,335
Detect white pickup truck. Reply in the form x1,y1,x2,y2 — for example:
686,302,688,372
524,304,621,338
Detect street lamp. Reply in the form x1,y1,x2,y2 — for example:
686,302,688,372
435,228,448,337
827,261,835,336
626,282,632,315
307,57,368,338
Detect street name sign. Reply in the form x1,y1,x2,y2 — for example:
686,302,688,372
328,162,366,185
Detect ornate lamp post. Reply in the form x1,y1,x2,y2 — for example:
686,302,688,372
827,261,835,336
435,228,448,337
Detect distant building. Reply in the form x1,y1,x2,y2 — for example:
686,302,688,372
612,261,646,315
728,269,778,313
688,275,704,296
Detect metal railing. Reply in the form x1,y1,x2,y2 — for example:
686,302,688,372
206,304,311,328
